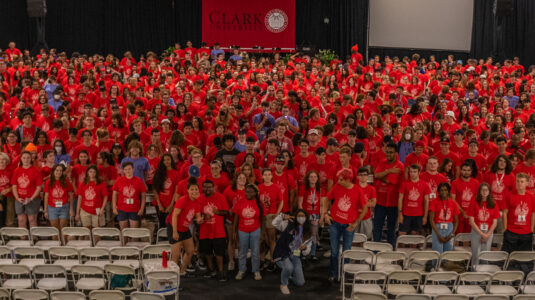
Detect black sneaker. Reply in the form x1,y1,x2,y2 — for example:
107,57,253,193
186,265,196,273
266,262,277,272
197,259,207,271
203,270,216,278
217,272,228,282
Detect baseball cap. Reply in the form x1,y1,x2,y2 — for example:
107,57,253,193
326,138,339,146
161,119,171,124
275,156,285,164
454,129,465,136
188,165,200,178
468,139,479,146
415,141,425,148
440,136,450,144
308,129,319,135
446,111,456,120
315,147,326,155
25,143,37,152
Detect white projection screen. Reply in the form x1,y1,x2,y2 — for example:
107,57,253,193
368,0,474,51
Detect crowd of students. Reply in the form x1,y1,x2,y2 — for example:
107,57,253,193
0,40,535,294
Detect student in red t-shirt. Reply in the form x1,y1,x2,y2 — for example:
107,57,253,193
468,183,500,265
355,167,376,240
298,170,326,259
502,173,535,254
451,161,480,233
152,153,179,228
11,151,43,228
429,182,460,253
258,168,283,270
223,172,247,272
112,162,146,230
43,164,74,233
483,154,514,233
76,165,108,231
398,164,430,236
0,153,13,227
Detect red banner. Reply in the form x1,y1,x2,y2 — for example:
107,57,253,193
202,0,295,51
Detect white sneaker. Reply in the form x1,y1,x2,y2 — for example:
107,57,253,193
254,272,262,280
235,271,244,280
280,285,290,295
323,250,331,258
228,260,235,271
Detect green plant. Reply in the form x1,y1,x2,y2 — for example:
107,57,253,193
282,53,293,64
160,46,175,60
315,49,338,65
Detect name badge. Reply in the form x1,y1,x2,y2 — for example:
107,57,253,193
480,224,488,231
518,215,526,222
440,223,448,230
55,201,63,208
126,198,134,205
293,249,301,256
429,193,436,199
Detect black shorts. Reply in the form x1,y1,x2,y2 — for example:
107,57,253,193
117,210,139,221
199,238,227,256
399,215,423,233
167,223,192,244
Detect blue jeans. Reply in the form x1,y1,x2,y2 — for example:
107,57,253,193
276,255,305,286
373,204,398,246
432,222,454,254
328,221,354,278
238,228,261,273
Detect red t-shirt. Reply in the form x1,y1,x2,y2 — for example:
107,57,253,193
430,198,460,223
232,199,262,232
513,163,535,195
272,171,297,213
11,166,43,199
172,195,200,232
154,170,179,207
399,180,431,216
327,183,366,224
451,177,480,211
482,171,514,210
258,183,283,215
204,173,230,194
468,201,500,231
298,186,324,215
358,184,377,220
505,192,535,235
420,171,448,200
0,168,12,197
112,176,146,212
404,152,429,171
198,193,229,239
43,180,73,208
77,181,109,215
374,159,404,207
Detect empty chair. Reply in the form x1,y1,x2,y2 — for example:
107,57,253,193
514,295,535,300
110,247,141,270
395,295,431,300
488,270,524,296
14,247,46,270
92,228,121,248
406,250,440,273
0,228,31,249
434,296,469,300
473,251,508,273
455,272,491,296
353,292,386,300
522,271,535,294
453,233,471,252
49,247,80,271
352,233,368,248
88,290,125,300
340,249,374,293
144,270,179,300
141,245,171,269
395,235,425,253
33,264,68,291
385,270,421,297
71,265,106,292
0,288,9,300
505,251,535,271
364,241,393,253
50,291,86,300
155,228,167,244
104,264,139,291
0,264,33,289
350,271,387,299
438,251,472,272
61,227,92,249
130,292,165,300
0,246,13,264
473,296,509,300
374,251,406,273
80,247,111,267
422,271,458,296
122,228,151,249
30,227,61,250
12,289,49,300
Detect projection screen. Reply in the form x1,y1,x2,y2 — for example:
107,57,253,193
368,0,474,51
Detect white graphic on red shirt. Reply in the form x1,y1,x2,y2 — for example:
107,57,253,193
337,194,352,212
51,186,65,199
462,187,473,201
299,163,307,178
122,185,135,198
515,202,529,224
85,186,96,201
529,176,535,188
163,178,172,190
408,187,420,202
0,175,9,186
242,206,256,219
441,208,452,222
260,193,271,208
428,179,437,194
491,180,504,193
17,174,30,188
478,207,490,222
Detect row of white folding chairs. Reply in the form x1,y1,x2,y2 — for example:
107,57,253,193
0,244,170,271
0,227,156,250
354,293,535,300
346,270,535,300
6,289,165,300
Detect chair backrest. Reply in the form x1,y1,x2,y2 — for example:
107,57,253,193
14,247,45,259
506,251,535,269
477,251,508,264
71,265,104,278
142,244,171,259
32,264,67,277
145,270,180,294
110,247,140,261
130,292,165,300
425,271,458,285
439,250,471,271
395,235,426,250
354,271,387,289
0,227,30,243
0,264,32,276
342,249,374,263
396,295,431,300
523,271,535,288
79,247,110,262
353,233,368,246
92,227,121,239
388,270,421,284
0,288,9,299
89,290,125,300
156,228,167,244
13,289,49,300
490,270,524,289
514,295,535,300
434,296,469,300
50,291,86,300
0,247,12,260
49,247,79,261
122,228,151,244
406,251,440,271
364,241,393,252
62,227,91,239
457,272,491,287
473,296,509,300
453,233,471,244
353,292,387,300
375,251,407,268
30,227,60,240
104,264,136,276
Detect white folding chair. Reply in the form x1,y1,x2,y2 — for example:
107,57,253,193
455,272,491,296
352,233,368,248
473,296,509,300
353,292,386,300
49,247,80,271
14,247,46,270
121,228,151,249
92,228,122,248
374,251,407,273
130,292,165,300
50,291,86,300
33,264,68,291
144,270,179,300
30,227,61,250
505,251,535,270
395,295,431,300
364,241,393,253
88,290,125,300
488,270,524,296
434,296,469,300
514,295,535,300
521,271,535,294
453,233,471,252
474,251,508,273
80,247,111,268
0,288,9,300
0,264,33,289
155,228,168,244
406,250,440,273
350,271,387,299
385,270,421,297
141,245,171,269
104,264,140,291
111,247,141,270
0,228,31,249
395,235,425,253
340,250,374,294
12,289,49,300
0,246,13,264
438,251,472,272
422,271,458,295
71,265,106,292
61,227,92,249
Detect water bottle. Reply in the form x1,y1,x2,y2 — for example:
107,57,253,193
162,251,168,268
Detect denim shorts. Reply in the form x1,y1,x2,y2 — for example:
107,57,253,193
48,204,70,220
117,209,139,221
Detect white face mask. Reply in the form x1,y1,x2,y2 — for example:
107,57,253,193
297,216,306,225
405,134,412,140
55,146,62,153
